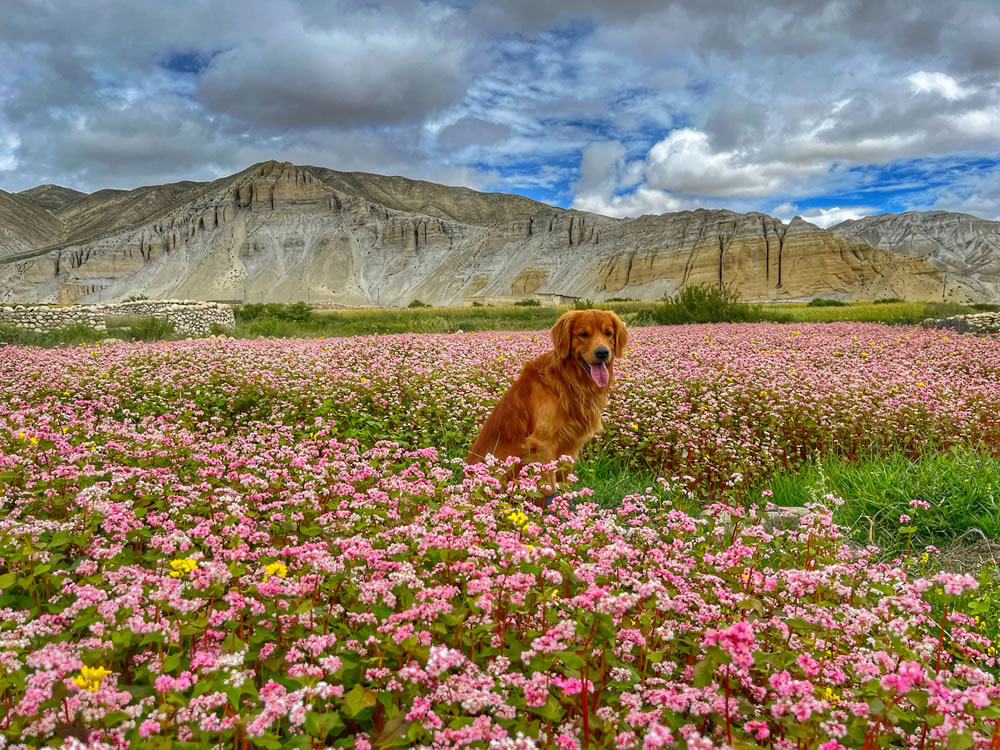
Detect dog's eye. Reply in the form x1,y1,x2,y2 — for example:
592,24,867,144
578,332,589,338
605,330,612,336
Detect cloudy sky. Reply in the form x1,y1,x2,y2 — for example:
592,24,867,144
1,0,999,225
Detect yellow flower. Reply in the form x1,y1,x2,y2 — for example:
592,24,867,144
630,423,638,430
264,561,288,579
72,665,111,692
169,558,199,578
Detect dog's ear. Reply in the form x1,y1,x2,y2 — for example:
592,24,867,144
551,312,575,359
609,311,628,358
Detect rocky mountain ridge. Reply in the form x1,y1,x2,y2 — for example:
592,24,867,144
830,211,1000,300
0,160,991,306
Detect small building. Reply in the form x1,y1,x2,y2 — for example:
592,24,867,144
463,293,580,307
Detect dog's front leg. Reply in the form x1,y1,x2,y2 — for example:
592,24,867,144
524,434,559,501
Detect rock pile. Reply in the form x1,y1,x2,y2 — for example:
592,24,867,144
921,311,1000,335
0,299,235,337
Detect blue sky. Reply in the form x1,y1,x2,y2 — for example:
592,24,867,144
1,0,999,225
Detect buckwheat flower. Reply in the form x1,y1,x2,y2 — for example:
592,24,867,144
899,514,911,524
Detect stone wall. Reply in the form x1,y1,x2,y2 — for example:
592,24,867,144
0,299,235,337
921,311,1000,335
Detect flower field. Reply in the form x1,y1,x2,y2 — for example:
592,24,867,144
1,323,999,749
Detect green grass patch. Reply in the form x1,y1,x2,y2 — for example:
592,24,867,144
760,448,1000,556
0,323,109,347
220,297,990,339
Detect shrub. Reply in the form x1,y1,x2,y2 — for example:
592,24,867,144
126,316,176,342
408,299,429,308
471,302,483,307
235,302,313,323
972,303,1000,312
513,299,540,306
649,284,770,324
807,298,847,307
873,297,905,304
573,298,595,310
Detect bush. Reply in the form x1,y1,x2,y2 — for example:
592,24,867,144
127,316,177,342
471,302,483,307
513,299,540,306
408,299,429,308
807,298,847,307
235,302,313,323
573,298,595,310
209,323,233,337
873,297,905,304
649,284,771,325
972,303,1000,312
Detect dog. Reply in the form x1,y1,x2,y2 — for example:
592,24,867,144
466,309,628,496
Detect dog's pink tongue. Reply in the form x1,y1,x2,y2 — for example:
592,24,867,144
590,362,609,388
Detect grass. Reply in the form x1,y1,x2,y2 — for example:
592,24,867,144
758,448,1000,557
0,323,110,347
1,298,993,347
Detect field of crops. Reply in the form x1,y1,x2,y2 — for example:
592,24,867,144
2,322,999,748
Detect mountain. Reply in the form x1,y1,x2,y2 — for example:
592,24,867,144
830,211,1000,300
0,189,65,258
0,161,987,305
17,184,88,212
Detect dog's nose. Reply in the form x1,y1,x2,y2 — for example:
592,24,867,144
595,347,610,361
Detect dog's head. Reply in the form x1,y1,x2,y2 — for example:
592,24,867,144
551,309,628,388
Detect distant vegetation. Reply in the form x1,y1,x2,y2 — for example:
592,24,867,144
644,284,782,325
2,296,997,347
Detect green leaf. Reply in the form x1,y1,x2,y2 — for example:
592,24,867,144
305,711,344,738
343,684,377,718
0,572,16,589
555,650,586,669
375,713,412,747
785,617,820,632
947,732,974,750
162,652,181,673
907,690,928,712
692,646,730,688
526,695,564,721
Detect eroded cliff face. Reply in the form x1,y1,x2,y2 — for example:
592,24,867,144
0,161,982,305
831,211,1000,300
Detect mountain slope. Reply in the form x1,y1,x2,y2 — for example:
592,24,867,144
0,189,65,258
0,161,985,305
303,165,556,226
17,184,88,212
831,211,1000,277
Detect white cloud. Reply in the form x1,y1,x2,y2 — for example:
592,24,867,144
773,204,879,228
907,71,970,100
645,128,815,197
572,186,701,218
0,130,18,171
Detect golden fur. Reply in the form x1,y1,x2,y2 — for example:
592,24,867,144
466,310,628,491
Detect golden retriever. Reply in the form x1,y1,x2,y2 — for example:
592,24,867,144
466,309,628,495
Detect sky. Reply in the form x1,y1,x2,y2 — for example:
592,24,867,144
1,0,999,226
